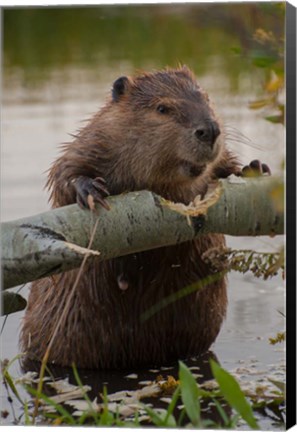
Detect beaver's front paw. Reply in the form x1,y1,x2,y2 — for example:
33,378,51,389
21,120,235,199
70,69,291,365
242,159,271,177
74,176,110,210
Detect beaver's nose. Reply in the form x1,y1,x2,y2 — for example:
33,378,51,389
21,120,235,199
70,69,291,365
195,121,220,147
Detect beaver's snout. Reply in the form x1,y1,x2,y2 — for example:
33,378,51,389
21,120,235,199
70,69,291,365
194,120,220,148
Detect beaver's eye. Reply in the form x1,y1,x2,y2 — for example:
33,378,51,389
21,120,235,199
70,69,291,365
157,104,169,114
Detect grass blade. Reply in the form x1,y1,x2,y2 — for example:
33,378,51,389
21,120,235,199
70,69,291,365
178,360,201,427
26,386,76,425
163,386,180,425
2,367,24,405
210,359,259,429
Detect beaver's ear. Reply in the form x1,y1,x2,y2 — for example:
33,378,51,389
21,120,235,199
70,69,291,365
179,64,195,77
112,76,131,102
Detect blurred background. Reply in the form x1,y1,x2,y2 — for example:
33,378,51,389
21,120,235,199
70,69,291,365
2,4,285,428
3,3,285,220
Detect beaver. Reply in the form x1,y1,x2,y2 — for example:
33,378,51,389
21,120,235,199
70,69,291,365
20,66,268,369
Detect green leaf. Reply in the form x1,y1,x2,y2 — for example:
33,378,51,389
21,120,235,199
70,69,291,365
212,397,230,426
3,368,24,405
250,51,277,68
24,401,32,425
163,386,180,425
265,115,283,124
252,57,276,68
231,46,242,55
249,98,272,109
268,378,285,393
144,404,165,426
144,397,177,427
99,386,115,426
210,360,259,430
159,412,177,427
178,361,201,427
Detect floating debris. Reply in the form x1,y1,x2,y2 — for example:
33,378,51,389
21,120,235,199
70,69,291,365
160,397,172,404
158,375,179,394
43,386,91,407
201,379,219,391
138,380,153,386
47,378,91,394
191,373,204,379
65,398,99,416
188,366,201,371
124,373,138,379
15,371,38,385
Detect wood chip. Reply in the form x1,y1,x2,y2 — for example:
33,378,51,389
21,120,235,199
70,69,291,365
161,183,222,217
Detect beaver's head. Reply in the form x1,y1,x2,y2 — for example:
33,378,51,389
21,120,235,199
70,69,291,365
105,67,224,192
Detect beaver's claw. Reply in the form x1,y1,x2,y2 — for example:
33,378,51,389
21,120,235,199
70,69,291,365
74,176,110,210
241,159,271,177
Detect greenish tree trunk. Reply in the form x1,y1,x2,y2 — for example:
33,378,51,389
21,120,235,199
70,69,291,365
1,177,284,315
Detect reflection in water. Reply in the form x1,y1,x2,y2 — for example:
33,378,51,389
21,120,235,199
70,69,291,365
3,4,284,87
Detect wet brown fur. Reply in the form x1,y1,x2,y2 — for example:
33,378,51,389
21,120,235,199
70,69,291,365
20,67,240,369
